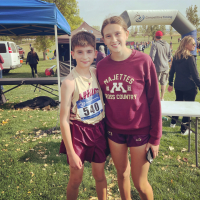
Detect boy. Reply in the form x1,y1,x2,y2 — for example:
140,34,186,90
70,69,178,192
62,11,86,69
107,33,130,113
59,31,109,200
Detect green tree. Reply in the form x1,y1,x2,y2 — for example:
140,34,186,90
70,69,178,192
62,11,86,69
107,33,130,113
169,26,173,38
0,36,11,41
45,0,83,31
159,25,166,35
36,0,83,60
129,26,134,37
92,26,100,31
147,25,159,40
140,25,149,39
34,36,55,60
186,5,200,29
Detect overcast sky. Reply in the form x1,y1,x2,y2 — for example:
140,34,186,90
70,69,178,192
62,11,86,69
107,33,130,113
77,0,200,28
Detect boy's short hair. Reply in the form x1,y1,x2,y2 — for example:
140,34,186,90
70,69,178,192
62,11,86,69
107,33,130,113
71,31,96,51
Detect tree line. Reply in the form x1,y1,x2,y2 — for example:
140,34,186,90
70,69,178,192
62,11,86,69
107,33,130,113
0,3,199,59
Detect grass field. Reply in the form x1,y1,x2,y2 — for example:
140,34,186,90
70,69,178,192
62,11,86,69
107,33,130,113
1,35,200,200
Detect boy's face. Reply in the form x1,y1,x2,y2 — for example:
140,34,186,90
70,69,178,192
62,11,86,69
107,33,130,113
71,45,97,68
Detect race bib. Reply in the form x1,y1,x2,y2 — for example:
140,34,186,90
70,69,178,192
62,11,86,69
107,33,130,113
76,93,103,121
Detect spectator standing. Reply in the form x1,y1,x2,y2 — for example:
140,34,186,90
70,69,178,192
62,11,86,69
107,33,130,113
96,45,106,66
149,30,171,101
26,47,39,78
168,36,200,135
0,54,4,90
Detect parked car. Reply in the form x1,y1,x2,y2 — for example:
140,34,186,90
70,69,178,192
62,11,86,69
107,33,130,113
17,45,25,59
0,41,22,73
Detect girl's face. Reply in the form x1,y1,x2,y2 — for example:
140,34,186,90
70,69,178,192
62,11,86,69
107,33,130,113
185,39,196,52
102,24,129,53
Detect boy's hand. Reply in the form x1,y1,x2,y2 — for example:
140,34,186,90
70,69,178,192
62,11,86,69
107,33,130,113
68,153,83,170
145,143,159,159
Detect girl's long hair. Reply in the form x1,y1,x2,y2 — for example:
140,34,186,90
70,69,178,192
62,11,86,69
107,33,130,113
101,16,128,37
174,36,194,60
30,47,36,55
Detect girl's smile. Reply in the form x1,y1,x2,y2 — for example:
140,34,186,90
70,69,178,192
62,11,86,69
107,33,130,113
103,24,129,53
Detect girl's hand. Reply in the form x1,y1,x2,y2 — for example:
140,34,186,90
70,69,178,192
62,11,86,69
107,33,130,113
145,143,159,159
168,85,173,93
68,153,83,170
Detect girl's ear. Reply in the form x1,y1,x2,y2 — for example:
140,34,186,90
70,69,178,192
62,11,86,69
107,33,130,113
126,30,130,39
94,50,98,58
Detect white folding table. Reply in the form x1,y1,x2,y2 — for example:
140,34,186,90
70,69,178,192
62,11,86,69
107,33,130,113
161,101,200,167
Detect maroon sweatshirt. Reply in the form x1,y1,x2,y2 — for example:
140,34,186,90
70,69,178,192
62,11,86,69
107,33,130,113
97,50,162,145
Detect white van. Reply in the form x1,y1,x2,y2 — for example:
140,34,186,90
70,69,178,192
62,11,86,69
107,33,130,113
0,41,22,73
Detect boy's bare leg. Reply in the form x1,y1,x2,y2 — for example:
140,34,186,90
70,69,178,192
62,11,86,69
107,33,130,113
67,165,84,200
130,144,153,200
108,139,131,200
92,162,107,200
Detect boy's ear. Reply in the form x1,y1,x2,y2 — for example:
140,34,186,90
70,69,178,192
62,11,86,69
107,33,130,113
71,51,75,59
94,50,98,58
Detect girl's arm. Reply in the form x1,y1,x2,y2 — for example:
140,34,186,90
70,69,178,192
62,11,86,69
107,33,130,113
60,75,83,169
168,58,175,87
145,60,162,158
188,56,200,90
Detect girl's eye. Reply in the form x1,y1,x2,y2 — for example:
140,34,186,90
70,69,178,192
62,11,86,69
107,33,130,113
106,35,110,38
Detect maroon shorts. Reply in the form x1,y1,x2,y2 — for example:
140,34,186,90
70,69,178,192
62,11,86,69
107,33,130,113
59,120,110,164
107,127,150,147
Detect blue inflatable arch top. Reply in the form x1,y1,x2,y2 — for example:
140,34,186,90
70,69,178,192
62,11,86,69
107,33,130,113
121,10,197,55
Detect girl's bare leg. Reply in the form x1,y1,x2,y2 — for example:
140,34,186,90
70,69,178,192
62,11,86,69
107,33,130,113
130,144,153,200
108,139,131,200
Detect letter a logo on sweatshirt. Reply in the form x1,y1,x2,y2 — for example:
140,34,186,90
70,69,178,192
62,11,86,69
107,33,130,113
110,82,127,93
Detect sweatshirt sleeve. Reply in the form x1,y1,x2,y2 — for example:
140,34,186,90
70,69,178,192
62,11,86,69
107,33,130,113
168,58,175,86
145,59,162,145
0,55,4,64
188,56,200,90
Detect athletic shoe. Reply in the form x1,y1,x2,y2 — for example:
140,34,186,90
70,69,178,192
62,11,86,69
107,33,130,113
170,123,176,128
181,129,192,136
35,74,38,78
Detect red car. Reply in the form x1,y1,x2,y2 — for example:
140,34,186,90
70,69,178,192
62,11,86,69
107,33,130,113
17,45,25,59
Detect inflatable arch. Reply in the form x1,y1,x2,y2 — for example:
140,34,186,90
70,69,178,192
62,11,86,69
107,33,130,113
121,10,197,55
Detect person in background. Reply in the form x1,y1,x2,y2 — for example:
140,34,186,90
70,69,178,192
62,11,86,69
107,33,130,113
149,30,171,101
96,45,106,66
0,54,4,91
26,47,39,78
168,36,200,135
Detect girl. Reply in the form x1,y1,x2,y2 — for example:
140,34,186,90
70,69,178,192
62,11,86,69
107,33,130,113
168,36,200,135
97,16,162,200
26,47,39,78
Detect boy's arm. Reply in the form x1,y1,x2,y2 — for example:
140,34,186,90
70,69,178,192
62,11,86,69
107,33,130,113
60,75,82,169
